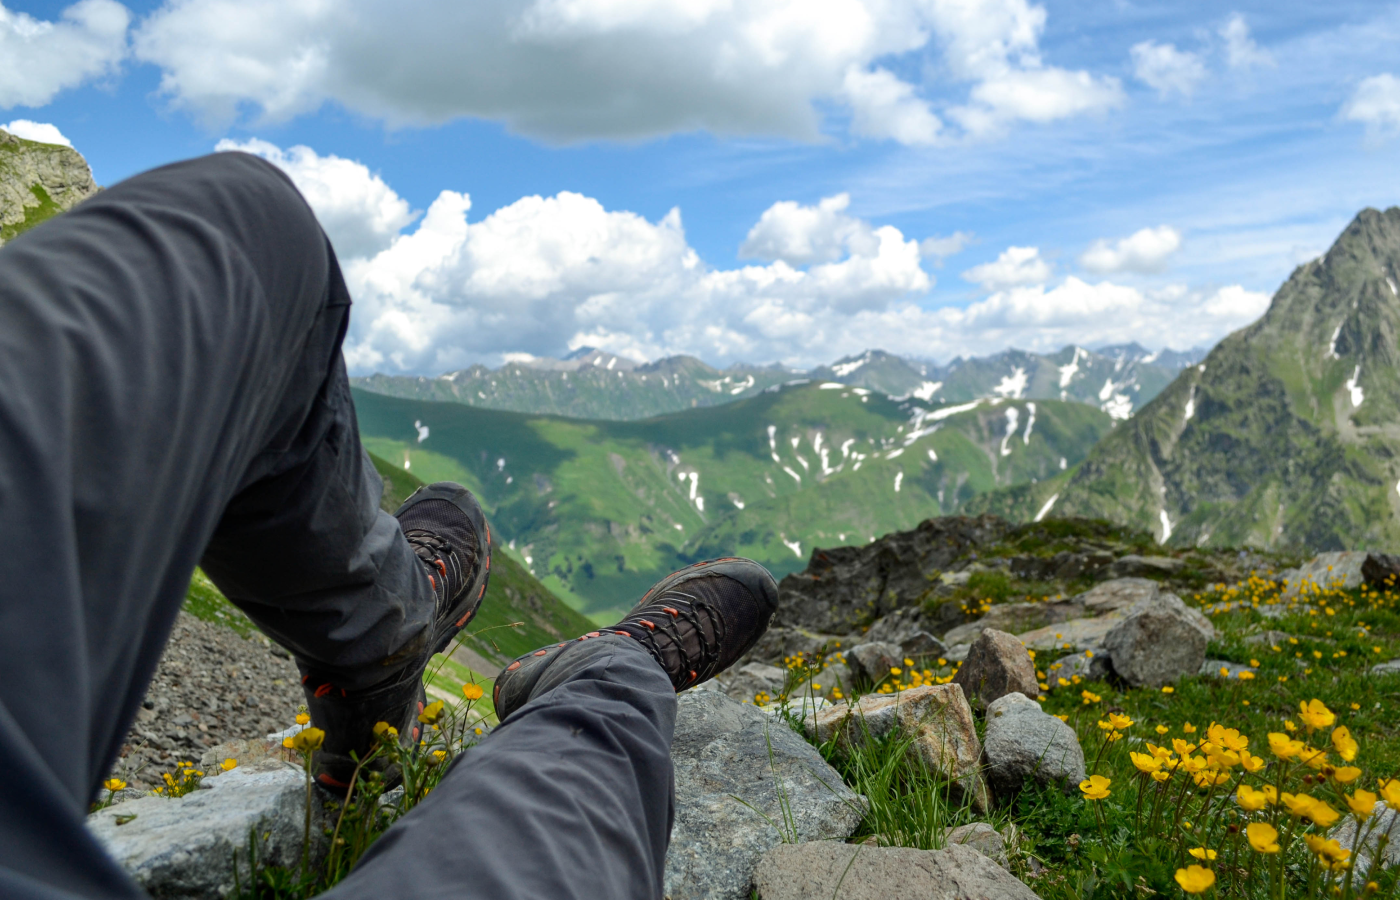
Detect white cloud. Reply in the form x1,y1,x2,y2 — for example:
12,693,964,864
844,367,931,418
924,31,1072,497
740,193,877,266
1220,14,1272,70
920,231,972,265
216,139,418,259
134,0,1117,145
1342,74,1400,135
1079,226,1182,275
0,0,129,109
1130,41,1206,98
3,119,72,146
240,138,1268,373
961,246,1051,291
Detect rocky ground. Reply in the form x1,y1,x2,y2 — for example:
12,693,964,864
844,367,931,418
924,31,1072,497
111,612,303,789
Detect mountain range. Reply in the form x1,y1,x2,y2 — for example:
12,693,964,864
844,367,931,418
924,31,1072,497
0,127,99,244
353,383,1113,621
970,207,1400,552
351,343,1205,423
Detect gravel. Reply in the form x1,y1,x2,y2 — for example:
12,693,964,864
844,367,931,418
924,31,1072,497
110,612,303,789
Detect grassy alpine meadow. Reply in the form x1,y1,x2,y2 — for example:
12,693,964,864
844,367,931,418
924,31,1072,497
766,568,1400,899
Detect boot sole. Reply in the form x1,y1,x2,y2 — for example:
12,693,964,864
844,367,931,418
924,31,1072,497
395,482,494,656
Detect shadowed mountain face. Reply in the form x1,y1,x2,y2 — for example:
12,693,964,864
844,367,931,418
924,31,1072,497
353,345,1202,423
353,383,1113,622
972,207,1400,553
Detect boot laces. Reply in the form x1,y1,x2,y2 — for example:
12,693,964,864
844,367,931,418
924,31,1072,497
626,588,727,686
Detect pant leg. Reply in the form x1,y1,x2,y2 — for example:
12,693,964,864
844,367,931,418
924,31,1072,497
328,635,677,900
0,152,432,899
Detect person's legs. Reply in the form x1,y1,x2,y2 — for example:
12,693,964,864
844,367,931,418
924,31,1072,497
0,151,434,898
328,636,677,900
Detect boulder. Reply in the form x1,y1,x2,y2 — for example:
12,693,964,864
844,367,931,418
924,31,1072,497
1075,578,1162,614
1044,649,1112,685
753,841,1038,900
1330,800,1400,872
86,759,330,899
944,822,1010,869
664,690,864,900
741,626,840,668
716,662,787,704
1016,616,1123,653
1106,555,1184,579
1102,592,1208,688
982,692,1085,800
774,516,1012,633
1372,659,1400,676
863,608,948,659
806,684,989,812
941,599,1084,648
952,629,1039,709
1281,551,1400,598
847,641,904,685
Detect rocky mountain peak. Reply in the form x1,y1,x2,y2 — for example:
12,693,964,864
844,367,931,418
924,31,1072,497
0,127,100,244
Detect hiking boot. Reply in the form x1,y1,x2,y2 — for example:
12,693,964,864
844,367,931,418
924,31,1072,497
303,482,492,791
493,557,777,722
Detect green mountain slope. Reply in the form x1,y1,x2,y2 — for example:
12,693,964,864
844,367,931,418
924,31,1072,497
354,384,1113,621
0,127,100,243
1013,207,1400,552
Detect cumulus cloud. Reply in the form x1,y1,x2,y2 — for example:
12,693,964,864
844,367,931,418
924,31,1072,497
1342,74,1400,136
961,246,1051,291
1130,41,1206,98
240,138,1266,373
0,0,129,109
1078,226,1182,275
920,231,972,265
740,193,877,266
216,139,418,259
1220,14,1272,70
3,119,72,146
133,0,1117,145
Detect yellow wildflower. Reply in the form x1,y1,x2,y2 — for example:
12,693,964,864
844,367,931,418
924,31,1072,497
418,700,445,725
1079,774,1111,800
290,727,325,753
1247,822,1281,853
102,778,126,792
220,758,237,772
1236,785,1270,811
1130,752,1161,774
1298,699,1335,731
1347,790,1378,818
1174,865,1215,894
372,721,399,739
1188,847,1218,861
1304,835,1351,870
1155,724,1170,735
1378,779,1400,809
1161,686,1175,694
1333,766,1362,784
1331,726,1358,762
462,683,484,701
1107,712,1133,730
295,712,311,726
1081,689,1101,704
1182,722,1197,734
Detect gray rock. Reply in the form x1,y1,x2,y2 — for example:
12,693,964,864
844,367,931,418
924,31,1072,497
1075,577,1162,613
806,684,989,812
944,822,1009,869
86,759,330,899
1330,801,1400,871
952,629,1039,709
863,608,948,659
847,641,904,685
1373,659,1400,676
740,626,841,668
1103,592,1208,687
0,127,101,243
982,692,1086,800
1106,555,1184,579
716,662,787,704
753,841,1038,900
663,690,865,900
1279,551,1400,598
1016,616,1123,653
1201,659,1258,679
940,598,1086,649
1244,630,1300,646
1044,649,1112,686
792,661,854,700
945,643,971,663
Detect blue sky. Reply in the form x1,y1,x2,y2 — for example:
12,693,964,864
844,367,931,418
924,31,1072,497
4,0,1400,374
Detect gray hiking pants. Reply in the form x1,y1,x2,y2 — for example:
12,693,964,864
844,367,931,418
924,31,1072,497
0,152,676,900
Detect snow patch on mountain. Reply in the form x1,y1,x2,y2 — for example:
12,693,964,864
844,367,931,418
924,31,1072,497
993,367,1028,399
1058,347,1086,388
1000,406,1020,457
1023,402,1037,444
1346,365,1364,407
1033,493,1059,523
